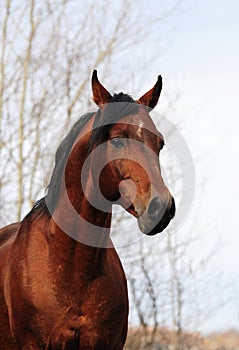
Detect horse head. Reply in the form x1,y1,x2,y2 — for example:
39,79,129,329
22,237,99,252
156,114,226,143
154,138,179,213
90,70,175,235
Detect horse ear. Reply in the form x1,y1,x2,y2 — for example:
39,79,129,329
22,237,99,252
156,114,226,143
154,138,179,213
138,75,162,109
92,70,112,107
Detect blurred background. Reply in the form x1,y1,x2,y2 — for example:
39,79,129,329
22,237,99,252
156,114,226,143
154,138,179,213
0,0,238,348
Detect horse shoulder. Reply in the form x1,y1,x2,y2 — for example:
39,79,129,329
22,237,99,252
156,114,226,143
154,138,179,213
0,222,20,282
0,222,21,349
0,222,20,246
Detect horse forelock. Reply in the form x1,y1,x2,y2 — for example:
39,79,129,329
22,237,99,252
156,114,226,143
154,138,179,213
88,92,141,153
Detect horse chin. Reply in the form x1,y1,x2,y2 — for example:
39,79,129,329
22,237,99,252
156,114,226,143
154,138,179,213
137,215,172,236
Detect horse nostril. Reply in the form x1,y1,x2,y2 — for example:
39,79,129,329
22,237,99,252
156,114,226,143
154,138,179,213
168,197,176,218
147,198,161,219
148,197,175,221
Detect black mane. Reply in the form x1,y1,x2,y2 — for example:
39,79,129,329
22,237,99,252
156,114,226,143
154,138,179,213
45,112,94,211
28,92,140,218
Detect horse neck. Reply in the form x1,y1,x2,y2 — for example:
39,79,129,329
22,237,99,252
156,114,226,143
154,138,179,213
47,136,113,280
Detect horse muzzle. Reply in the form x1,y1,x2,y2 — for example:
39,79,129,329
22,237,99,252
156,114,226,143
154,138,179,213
137,196,176,235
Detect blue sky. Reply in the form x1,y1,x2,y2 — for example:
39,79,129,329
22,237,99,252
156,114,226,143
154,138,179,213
157,0,239,332
160,0,239,72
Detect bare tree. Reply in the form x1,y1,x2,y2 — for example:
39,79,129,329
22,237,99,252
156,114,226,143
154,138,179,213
0,0,179,224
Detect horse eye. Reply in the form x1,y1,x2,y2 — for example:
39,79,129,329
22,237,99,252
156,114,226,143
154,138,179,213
110,138,125,149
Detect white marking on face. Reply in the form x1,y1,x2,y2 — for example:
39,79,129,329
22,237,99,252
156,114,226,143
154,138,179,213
137,121,144,137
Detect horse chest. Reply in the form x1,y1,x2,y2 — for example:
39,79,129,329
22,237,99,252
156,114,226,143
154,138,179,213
46,277,128,349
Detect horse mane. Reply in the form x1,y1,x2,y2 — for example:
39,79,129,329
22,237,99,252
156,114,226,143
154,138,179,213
26,92,140,219
25,112,94,219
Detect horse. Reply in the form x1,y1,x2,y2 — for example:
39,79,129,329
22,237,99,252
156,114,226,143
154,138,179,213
0,70,175,349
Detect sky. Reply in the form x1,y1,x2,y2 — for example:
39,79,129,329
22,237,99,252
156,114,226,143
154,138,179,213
154,0,239,332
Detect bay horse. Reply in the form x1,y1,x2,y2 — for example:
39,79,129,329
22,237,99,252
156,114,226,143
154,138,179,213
0,71,175,349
